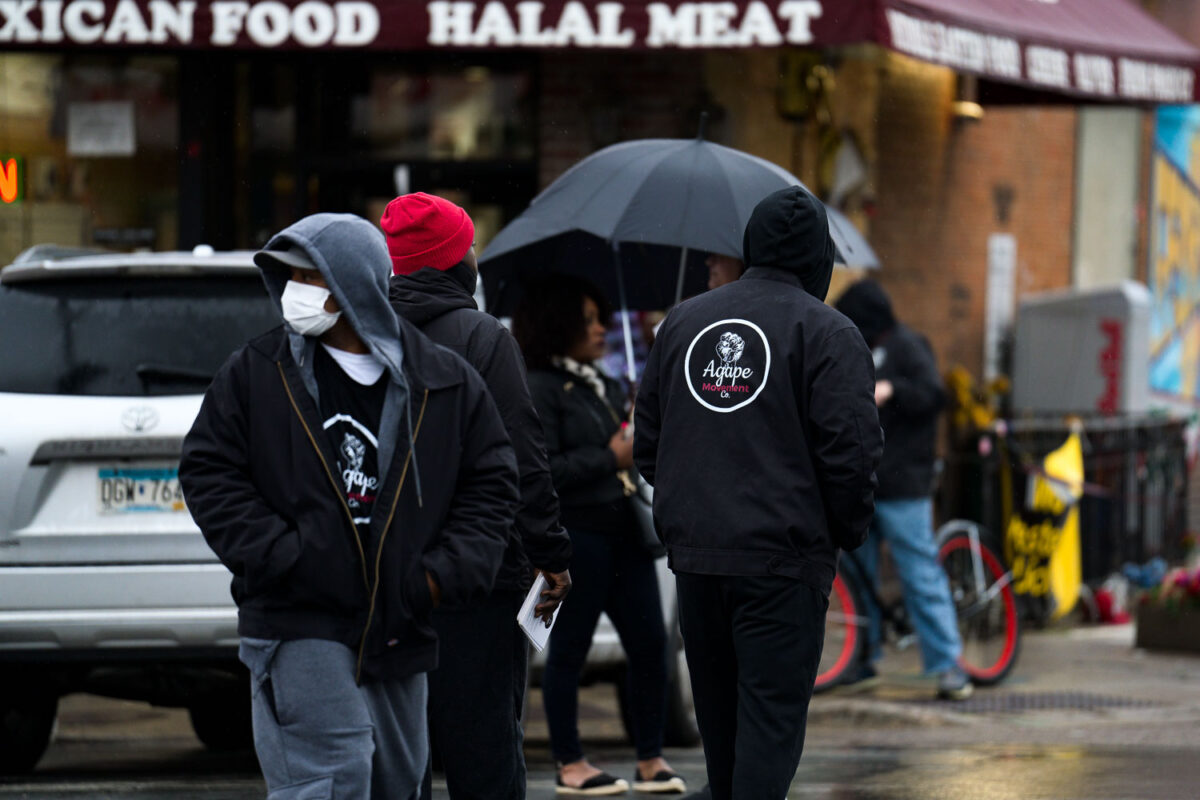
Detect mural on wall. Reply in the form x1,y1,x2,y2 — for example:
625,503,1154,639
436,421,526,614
1150,105,1200,402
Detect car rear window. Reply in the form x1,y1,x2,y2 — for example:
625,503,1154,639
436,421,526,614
0,275,281,396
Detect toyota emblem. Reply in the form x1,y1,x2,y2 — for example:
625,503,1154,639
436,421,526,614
121,406,160,434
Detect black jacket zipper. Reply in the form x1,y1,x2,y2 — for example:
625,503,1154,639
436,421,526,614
276,362,369,589
356,388,429,683
277,364,433,683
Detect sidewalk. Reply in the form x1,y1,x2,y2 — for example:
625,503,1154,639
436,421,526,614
807,622,1200,747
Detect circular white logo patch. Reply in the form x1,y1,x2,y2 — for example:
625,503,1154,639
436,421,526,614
683,318,771,413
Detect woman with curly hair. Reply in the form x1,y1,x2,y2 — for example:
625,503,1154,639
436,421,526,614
514,275,685,796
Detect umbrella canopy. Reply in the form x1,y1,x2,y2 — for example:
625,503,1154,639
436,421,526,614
479,135,878,316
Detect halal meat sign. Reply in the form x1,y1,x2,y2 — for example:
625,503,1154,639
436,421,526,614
427,1,826,48
0,1,827,49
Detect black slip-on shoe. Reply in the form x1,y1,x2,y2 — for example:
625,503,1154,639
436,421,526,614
556,772,630,796
632,770,687,794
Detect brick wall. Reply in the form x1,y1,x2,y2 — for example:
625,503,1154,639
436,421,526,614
865,53,1077,381
537,51,706,189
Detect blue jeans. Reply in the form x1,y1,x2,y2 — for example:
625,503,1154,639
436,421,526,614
856,498,962,674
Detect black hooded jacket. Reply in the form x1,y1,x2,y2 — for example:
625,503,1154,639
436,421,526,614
835,280,946,499
634,187,883,595
180,215,519,683
390,266,572,591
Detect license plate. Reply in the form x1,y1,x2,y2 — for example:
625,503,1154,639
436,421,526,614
97,467,186,514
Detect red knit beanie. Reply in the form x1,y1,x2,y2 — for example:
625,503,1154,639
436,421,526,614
380,192,475,275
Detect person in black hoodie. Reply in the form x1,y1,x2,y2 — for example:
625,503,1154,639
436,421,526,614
834,279,972,701
179,213,519,800
634,187,883,800
380,192,573,800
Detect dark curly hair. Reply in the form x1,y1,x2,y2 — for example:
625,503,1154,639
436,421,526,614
512,274,612,370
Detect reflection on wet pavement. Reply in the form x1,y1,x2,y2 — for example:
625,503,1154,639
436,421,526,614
785,744,1192,800
4,740,1195,798
521,743,1198,800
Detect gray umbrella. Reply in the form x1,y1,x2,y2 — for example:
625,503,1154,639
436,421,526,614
479,134,879,322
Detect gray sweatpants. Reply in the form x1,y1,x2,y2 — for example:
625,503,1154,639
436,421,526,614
239,638,428,800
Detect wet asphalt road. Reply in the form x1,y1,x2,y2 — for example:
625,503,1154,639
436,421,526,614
2,690,1199,799
4,741,1200,799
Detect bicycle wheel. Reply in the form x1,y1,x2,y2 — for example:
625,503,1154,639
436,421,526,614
938,532,1021,685
814,571,864,692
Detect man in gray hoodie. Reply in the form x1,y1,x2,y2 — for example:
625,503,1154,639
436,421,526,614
180,213,519,799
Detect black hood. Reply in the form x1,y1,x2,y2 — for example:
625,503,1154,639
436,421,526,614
834,279,896,347
742,186,836,301
388,263,478,326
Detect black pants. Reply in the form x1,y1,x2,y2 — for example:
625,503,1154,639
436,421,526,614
542,527,667,763
676,573,827,800
421,590,528,800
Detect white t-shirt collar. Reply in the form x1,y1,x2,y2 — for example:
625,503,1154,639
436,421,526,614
321,343,386,386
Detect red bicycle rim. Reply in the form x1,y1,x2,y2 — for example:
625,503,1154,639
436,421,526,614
817,574,858,687
939,536,1018,681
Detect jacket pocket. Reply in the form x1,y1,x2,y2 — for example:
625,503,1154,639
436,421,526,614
368,561,436,660
245,529,302,596
281,528,361,613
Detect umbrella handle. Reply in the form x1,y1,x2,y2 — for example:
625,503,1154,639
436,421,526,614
674,246,689,306
612,242,638,385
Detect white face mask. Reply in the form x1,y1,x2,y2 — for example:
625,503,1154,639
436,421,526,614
280,279,341,337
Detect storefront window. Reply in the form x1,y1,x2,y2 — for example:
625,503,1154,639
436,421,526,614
352,66,535,161
0,54,178,266
250,63,296,154
236,56,537,249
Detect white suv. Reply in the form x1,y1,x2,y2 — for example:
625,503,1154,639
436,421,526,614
0,247,698,774
0,246,279,772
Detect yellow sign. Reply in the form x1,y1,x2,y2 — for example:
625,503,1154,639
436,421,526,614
1005,432,1084,620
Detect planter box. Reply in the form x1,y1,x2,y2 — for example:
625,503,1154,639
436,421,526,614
1135,603,1200,654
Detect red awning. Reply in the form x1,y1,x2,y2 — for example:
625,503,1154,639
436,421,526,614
873,0,1200,102
1,0,1196,101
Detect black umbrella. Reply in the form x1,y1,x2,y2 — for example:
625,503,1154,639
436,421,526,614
479,130,879,324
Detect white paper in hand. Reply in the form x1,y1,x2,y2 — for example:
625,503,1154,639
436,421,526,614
517,574,560,652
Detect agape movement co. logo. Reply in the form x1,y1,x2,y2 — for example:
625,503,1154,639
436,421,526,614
684,319,771,413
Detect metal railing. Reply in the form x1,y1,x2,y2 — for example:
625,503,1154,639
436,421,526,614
940,413,1190,583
